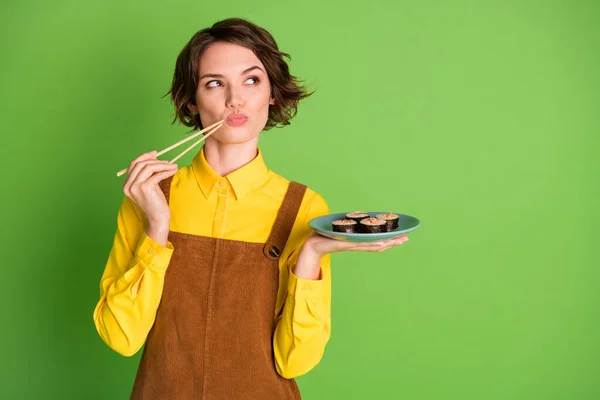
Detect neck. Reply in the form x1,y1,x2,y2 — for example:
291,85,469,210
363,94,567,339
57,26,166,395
202,138,259,176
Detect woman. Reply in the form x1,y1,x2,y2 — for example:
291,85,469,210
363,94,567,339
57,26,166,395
93,17,408,399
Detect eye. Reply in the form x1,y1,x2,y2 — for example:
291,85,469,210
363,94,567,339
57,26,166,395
206,80,223,88
245,76,260,85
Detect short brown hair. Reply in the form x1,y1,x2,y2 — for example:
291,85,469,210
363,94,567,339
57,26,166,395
167,18,313,131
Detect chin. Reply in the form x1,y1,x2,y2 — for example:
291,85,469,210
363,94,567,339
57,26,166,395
213,126,260,144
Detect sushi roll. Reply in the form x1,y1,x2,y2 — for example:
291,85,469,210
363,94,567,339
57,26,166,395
376,213,400,232
346,211,370,224
358,218,387,233
332,219,358,233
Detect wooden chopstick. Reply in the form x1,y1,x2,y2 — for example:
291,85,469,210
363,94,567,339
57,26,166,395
116,120,224,177
168,122,222,164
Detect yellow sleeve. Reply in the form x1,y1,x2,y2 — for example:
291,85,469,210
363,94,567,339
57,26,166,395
273,191,332,379
93,196,174,356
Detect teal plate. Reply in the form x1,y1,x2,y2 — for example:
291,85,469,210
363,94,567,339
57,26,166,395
309,212,421,242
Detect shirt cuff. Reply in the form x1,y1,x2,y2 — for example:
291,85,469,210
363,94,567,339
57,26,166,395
134,231,175,272
288,269,323,301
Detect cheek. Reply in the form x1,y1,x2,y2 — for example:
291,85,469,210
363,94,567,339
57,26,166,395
250,89,272,113
196,92,217,113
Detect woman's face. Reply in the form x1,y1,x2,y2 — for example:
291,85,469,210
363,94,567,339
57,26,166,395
189,42,274,144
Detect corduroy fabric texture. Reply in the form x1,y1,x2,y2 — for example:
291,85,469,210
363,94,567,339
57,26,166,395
130,176,307,399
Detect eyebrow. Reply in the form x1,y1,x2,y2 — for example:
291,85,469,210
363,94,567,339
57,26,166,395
199,66,264,81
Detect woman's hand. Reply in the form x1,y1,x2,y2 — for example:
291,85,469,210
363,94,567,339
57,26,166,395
303,232,408,257
122,151,178,245
293,232,409,279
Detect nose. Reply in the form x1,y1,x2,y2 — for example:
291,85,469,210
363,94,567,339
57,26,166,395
226,86,243,111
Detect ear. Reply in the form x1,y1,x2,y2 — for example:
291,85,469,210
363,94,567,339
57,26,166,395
187,103,199,114
269,96,275,106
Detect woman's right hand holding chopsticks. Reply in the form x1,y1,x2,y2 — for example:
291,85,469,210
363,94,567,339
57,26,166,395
116,120,224,246
122,151,178,246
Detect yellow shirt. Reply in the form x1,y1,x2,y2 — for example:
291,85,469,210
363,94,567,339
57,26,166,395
93,147,331,379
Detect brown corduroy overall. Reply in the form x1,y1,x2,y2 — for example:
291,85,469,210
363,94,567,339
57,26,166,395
130,175,307,400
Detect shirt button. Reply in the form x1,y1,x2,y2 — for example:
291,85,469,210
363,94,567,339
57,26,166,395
148,247,156,254
302,285,310,291
218,180,226,188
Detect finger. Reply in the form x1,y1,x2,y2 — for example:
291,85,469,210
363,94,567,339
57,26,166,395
376,236,408,250
123,152,162,188
131,162,177,189
127,150,157,174
144,165,179,186
124,156,161,191
343,241,388,252
333,235,408,253
364,238,405,251
126,158,171,186
388,234,407,242
123,159,168,194
123,161,172,196
377,238,409,252
131,150,157,166
393,236,408,244
386,236,408,246
353,245,392,253
373,245,396,252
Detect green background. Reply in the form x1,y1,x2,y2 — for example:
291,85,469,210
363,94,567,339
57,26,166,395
2,0,599,399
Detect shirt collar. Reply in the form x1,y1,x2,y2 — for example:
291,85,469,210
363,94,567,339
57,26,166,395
191,146,270,200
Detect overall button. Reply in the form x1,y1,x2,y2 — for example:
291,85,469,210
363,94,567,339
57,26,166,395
269,246,280,258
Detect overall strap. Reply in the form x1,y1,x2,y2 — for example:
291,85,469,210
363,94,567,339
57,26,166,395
263,181,308,260
158,175,174,206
